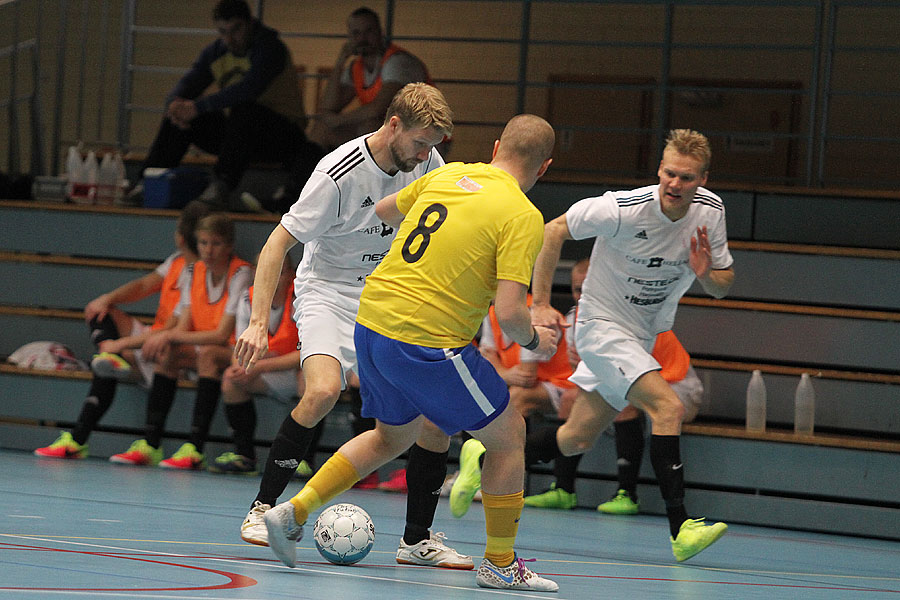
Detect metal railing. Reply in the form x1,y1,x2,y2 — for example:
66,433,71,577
1,0,43,177
12,0,900,191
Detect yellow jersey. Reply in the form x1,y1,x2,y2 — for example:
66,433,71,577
357,162,544,348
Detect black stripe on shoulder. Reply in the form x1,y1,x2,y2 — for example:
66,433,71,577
327,148,364,180
331,155,365,183
694,192,723,207
617,191,654,207
693,194,724,211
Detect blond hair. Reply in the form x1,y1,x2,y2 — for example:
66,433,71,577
196,213,235,246
495,114,555,172
384,82,453,138
665,129,711,173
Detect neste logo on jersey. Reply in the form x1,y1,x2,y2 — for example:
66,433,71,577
361,251,389,263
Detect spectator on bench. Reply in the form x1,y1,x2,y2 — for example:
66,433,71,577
109,214,253,469
125,0,323,211
34,201,210,460
308,6,433,152
209,257,303,476
520,258,705,511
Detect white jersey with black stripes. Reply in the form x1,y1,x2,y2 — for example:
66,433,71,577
565,184,733,338
280,133,444,290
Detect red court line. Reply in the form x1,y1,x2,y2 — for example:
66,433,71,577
0,542,256,592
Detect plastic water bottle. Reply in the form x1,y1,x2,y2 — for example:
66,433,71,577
97,152,117,204
84,150,99,203
65,145,85,201
745,369,767,432
113,151,127,203
794,373,815,435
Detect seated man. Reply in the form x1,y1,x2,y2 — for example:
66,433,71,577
126,0,322,210
593,330,704,514
110,214,253,469
521,258,705,511
479,296,575,421
210,258,303,475
34,201,209,459
308,6,432,151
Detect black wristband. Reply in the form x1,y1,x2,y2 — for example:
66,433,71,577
522,327,540,351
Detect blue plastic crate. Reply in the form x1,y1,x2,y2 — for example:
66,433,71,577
142,166,210,209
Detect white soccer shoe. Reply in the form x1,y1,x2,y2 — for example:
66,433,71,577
240,501,271,546
475,556,559,592
263,501,304,567
396,531,474,569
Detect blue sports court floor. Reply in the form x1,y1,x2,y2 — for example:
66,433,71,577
1,449,898,599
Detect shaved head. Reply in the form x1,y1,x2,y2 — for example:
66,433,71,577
495,114,555,172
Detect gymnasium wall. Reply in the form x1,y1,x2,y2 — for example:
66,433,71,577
2,0,900,189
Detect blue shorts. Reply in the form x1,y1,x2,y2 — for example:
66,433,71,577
354,323,510,435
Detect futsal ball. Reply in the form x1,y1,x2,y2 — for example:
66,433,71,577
313,503,375,565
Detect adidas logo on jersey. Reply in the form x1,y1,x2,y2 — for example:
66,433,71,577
634,229,648,239
361,196,374,208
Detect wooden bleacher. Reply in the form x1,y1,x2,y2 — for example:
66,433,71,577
0,197,898,539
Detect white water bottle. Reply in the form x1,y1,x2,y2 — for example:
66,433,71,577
84,150,99,203
97,152,117,204
113,151,127,203
794,373,815,435
745,369,767,432
65,145,85,201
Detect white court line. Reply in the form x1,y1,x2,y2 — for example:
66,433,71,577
86,519,121,523
1,534,552,599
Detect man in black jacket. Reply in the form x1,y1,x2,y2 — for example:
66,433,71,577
128,0,322,210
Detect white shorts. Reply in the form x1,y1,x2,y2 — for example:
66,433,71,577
539,381,567,412
260,368,301,402
129,320,156,386
294,281,360,388
671,365,704,422
567,318,660,411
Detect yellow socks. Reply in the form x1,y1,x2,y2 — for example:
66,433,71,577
288,452,360,525
482,490,524,567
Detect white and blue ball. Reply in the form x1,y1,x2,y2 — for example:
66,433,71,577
313,503,375,565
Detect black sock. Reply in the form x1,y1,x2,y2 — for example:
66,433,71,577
188,377,221,452
553,453,583,494
225,400,257,460
302,418,326,466
255,415,315,508
348,386,374,436
525,426,561,466
71,376,117,445
614,417,645,499
650,434,689,537
403,444,449,545
145,374,177,448
88,315,120,347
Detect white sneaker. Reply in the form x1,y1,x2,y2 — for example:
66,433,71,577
240,501,271,546
440,471,458,497
396,531,474,570
476,556,559,592
263,501,303,567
